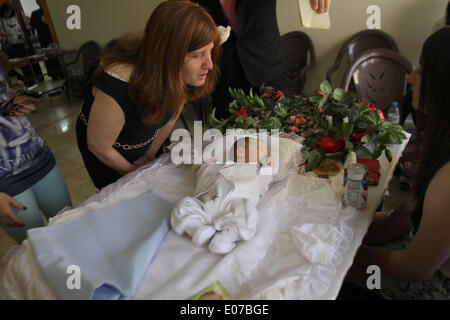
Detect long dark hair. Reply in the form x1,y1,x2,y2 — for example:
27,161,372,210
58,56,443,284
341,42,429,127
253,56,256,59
446,0,450,26
412,27,450,229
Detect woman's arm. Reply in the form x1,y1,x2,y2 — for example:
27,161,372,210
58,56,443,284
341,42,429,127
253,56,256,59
86,87,137,175
133,105,184,167
356,162,450,282
363,197,416,245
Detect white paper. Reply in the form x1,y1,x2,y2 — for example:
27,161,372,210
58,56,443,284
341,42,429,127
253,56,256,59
298,0,331,29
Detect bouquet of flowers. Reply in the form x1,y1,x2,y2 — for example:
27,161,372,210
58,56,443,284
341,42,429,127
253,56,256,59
209,80,406,171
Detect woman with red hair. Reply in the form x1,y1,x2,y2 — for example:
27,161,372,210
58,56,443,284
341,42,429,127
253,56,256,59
76,0,221,189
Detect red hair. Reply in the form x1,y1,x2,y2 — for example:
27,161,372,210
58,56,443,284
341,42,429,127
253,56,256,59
100,0,220,124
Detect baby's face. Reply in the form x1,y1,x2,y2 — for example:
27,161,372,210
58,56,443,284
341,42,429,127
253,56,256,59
235,138,271,165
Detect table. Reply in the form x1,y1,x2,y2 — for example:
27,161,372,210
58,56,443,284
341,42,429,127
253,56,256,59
0,134,410,300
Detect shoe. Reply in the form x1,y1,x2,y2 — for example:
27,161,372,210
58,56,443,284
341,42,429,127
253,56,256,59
208,230,239,254
192,225,216,247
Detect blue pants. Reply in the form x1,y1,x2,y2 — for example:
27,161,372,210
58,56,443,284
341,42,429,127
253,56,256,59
2,165,72,243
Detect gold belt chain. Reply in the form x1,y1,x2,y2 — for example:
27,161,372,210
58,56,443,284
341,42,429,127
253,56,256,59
78,110,159,151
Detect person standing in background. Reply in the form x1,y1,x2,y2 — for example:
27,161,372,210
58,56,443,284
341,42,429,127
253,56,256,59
194,0,331,119
0,51,71,243
0,2,42,86
30,0,63,80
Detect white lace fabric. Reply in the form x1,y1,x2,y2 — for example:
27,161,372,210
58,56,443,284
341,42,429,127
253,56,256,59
0,133,411,300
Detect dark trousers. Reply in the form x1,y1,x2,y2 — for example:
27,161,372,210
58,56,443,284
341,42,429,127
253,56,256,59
202,34,285,121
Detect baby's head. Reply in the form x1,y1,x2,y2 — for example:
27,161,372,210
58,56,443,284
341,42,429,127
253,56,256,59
231,137,270,164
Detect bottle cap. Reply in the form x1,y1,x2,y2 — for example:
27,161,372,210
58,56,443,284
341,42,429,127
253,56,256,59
391,102,399,107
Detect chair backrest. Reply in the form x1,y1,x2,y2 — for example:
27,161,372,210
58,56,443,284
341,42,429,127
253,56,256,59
326,30,399,85
281,31,317,95
341,48,412,114
77,40,102,76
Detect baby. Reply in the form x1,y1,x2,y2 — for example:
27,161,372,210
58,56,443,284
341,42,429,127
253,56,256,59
171,137,273,254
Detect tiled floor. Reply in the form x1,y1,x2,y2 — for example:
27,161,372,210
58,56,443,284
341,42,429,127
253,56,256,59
0,91,199,261
0,90,413,265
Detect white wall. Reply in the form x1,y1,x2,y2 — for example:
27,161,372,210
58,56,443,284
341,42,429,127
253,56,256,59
47,0,448,94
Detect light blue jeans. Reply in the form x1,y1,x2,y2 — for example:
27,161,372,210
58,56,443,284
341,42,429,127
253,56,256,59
2,165,72,243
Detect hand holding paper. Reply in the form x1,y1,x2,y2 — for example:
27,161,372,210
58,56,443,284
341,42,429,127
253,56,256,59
299,0,331,29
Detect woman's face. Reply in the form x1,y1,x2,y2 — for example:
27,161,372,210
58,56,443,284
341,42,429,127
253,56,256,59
407,65,422,110
182,42,214,87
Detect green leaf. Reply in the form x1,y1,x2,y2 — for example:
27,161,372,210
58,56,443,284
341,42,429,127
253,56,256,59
305,136,318,149
345,139,354,151
379,132,396,145
372,146,383,160
385,149,393,162
366,112,377,125
361,134,371,144
306,149,322,171
332,88,346,102
318,95,329,109
256,96,266,109
342,123,354,139
320,80,332,95
309,95,322,103
266,117,282,129
356,121,368,130
210,108,226,125
357,146,373,158
348,109,359,123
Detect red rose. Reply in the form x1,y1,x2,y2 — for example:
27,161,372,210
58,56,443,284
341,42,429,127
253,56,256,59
317,136,346,153
275,90,284,100
234,106,248,119
350,132,368,141
289,125,299,132
316,89,325,96
295,115,306,125
377,109,385,122
367,104,375,112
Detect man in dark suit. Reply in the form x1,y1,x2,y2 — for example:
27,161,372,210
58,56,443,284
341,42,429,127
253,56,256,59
194,0,331,119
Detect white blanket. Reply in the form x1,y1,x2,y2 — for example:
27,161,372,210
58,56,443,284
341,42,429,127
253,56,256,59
0,154,358,300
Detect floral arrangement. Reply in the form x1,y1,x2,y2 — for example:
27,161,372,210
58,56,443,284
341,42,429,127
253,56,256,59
209,80,406,171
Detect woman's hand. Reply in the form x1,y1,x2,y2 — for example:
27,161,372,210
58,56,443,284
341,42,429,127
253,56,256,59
133,154,153,168
310,0,331,13
10,103,35,116
0,192,26,227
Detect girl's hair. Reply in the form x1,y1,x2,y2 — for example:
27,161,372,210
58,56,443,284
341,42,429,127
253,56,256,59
412,26,450,229
100,0,220,124
0,50,10,71
0,3,13,18
446,0,450,26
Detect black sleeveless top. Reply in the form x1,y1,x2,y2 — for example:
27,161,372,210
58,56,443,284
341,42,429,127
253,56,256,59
79,70,174,163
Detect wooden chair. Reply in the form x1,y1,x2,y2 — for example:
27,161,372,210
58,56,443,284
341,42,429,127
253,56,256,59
281,31,317,95
326,30,399,86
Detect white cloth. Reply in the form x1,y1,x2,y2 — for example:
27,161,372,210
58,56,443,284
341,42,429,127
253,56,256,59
0,132,410,300
171,163,272,254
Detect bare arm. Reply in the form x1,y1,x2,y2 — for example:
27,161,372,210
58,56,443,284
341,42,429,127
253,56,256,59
86,87,137,175
356,162,450,282
133,105,184,167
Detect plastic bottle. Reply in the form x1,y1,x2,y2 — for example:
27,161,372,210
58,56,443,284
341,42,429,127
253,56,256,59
387,102,400,124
